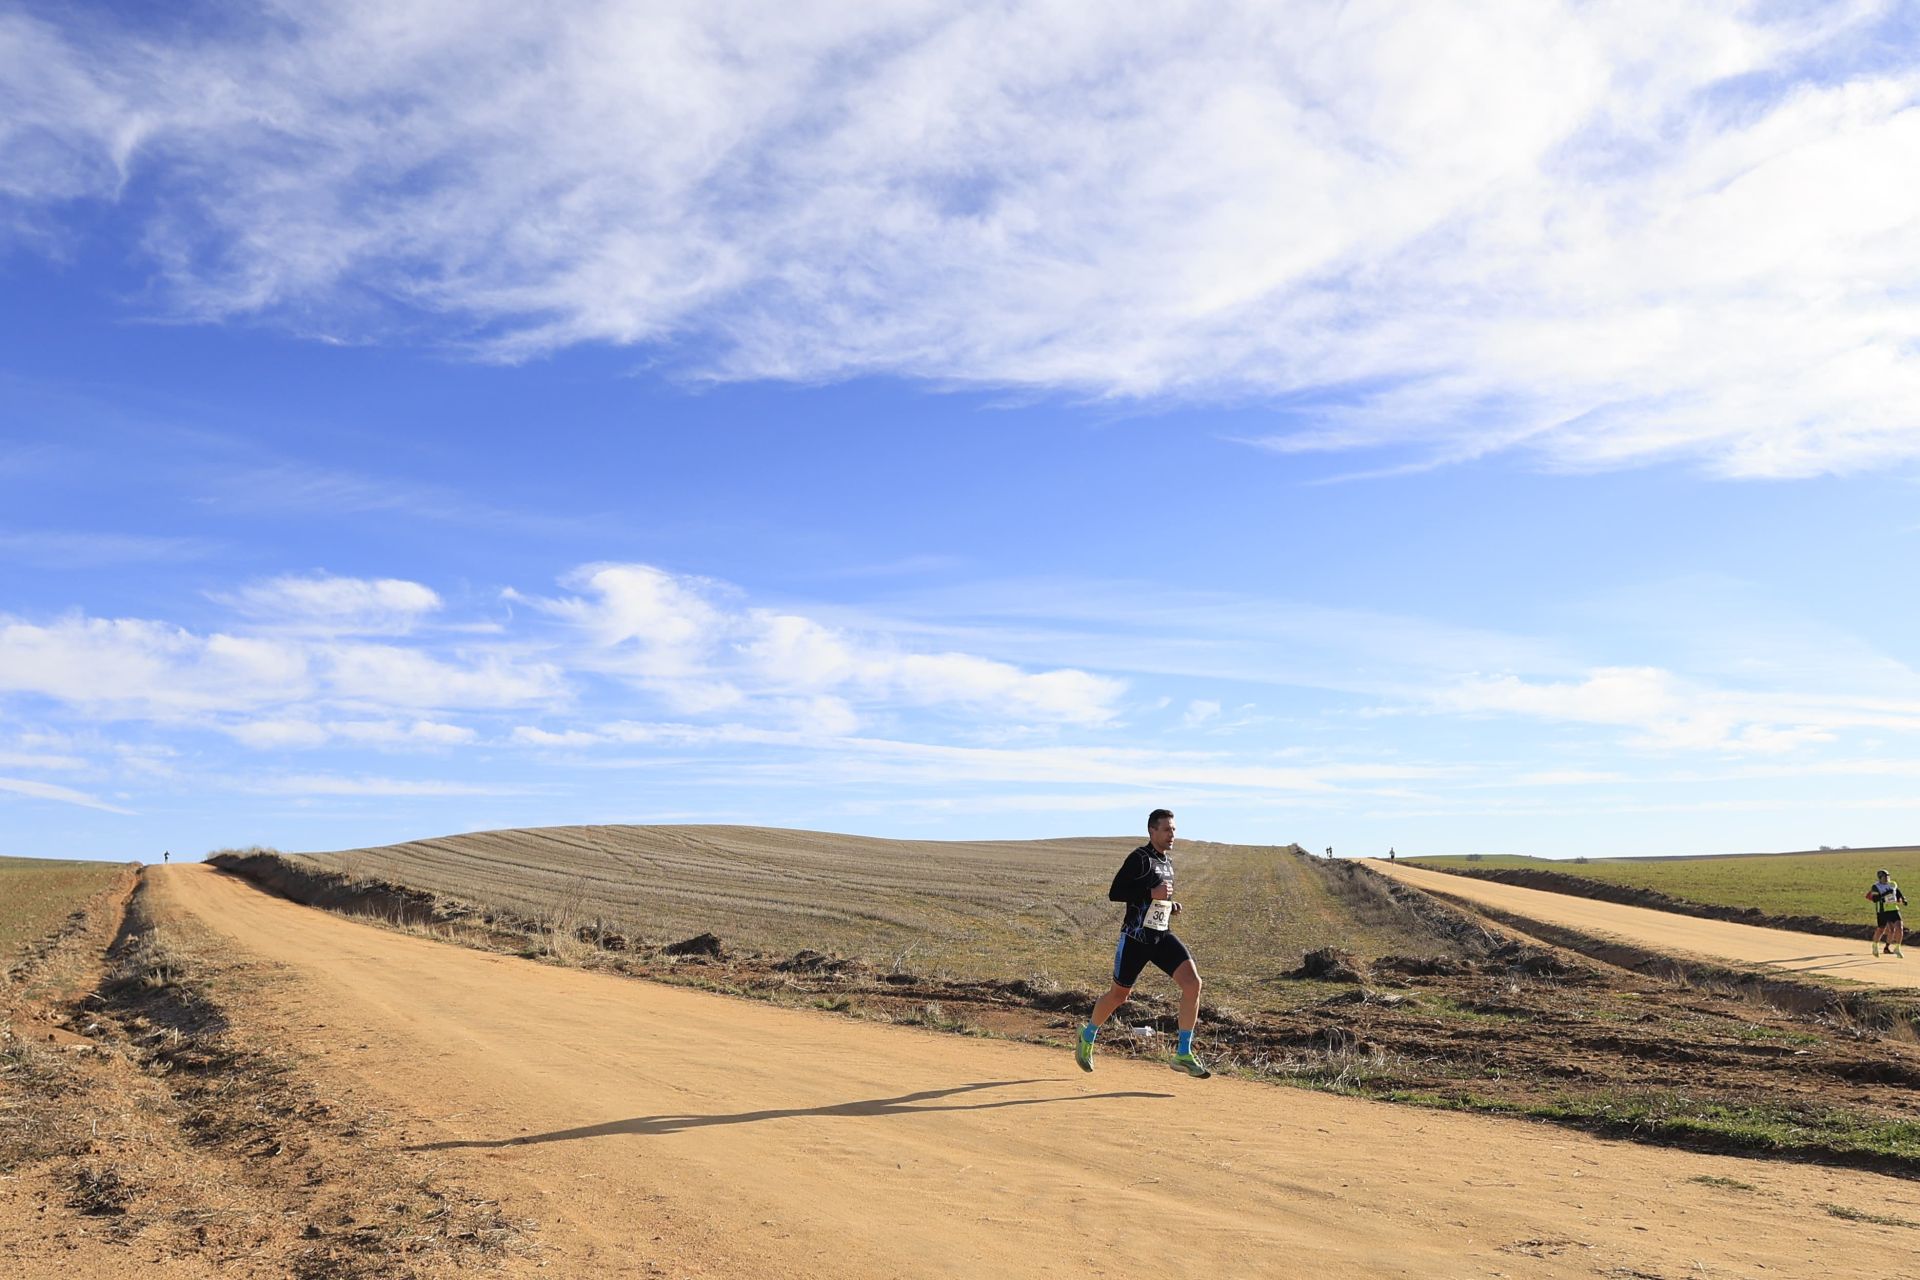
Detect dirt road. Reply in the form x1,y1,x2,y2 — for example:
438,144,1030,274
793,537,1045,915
146,864,1915,1278
1369,860,1920,990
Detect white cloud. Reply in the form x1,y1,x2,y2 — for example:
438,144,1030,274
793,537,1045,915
1430,666,1920,753
1508,770,1625,787
225,718,478,749
0,615,313,713
518,563,728,677
1183,699,1222,728
0,750,88,771
323,643,563,709
512,726,604,748
225,719,332,750
0,611,561,721
217,573,443,634
4,3,1915,475
239,774,516,798
570,719,1449,797
0,775,134,814
527,562,1126,725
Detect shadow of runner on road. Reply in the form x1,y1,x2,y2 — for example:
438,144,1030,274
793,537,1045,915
1773,953,1886,972
409,1078,1176,1151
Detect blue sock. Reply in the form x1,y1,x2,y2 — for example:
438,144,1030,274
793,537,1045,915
1081,1023,1097,1044
1178,1030,1193,1055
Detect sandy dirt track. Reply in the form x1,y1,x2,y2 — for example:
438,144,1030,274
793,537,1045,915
1368,860,1920,990
149,864,1916,1279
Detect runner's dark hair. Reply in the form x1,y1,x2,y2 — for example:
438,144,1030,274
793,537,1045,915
1148,808,1174,831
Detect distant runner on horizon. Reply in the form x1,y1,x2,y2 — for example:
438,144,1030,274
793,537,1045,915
1075,808,1211,1079
1869,870,1906,958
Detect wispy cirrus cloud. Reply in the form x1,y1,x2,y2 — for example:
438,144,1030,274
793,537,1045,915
522,717,1452,798
0,750,88,771
0,530,221,568
235,774,524,798
0,775,134,814
1427,666,1920,753
4,3,1917,476
214,572,443,635
223,717,478,750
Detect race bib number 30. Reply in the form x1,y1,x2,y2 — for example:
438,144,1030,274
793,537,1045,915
1142,899,1173,931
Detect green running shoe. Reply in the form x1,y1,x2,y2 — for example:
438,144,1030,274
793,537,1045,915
1172,1051,1212,1079
1075,1034,1095,1072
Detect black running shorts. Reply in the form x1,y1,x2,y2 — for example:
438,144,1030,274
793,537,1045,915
1879,909,1903,928
1113,929,1192,987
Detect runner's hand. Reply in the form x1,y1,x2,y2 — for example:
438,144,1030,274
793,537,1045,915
1170,901,1182,915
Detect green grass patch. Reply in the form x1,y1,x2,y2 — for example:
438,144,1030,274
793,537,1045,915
1522,1092,1920,1162
1264,1075,1920,1169
1408,847,1920,927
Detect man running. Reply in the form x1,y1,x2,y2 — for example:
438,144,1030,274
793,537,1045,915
1075,808,1210,1078
1869,870,1906,957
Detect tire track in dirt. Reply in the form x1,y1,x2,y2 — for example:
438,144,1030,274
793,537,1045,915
1369,860,1920,990
154,864,1917,1279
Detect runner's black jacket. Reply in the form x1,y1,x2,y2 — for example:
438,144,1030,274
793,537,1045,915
1109,843,1175,937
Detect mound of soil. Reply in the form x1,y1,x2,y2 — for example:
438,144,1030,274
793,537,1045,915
664,932,725,958
1487,940,1588,979
1296,947,1369,983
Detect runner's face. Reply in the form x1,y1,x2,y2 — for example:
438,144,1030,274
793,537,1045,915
1150,818,1175,852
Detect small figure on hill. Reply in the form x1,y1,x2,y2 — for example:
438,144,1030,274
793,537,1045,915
1325,845,1333,859
1868,870,1906,958
163,850,169,864
1388,847,1396,861
1074,808,1211,1079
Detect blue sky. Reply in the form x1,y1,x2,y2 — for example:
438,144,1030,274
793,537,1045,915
4,1,1920,861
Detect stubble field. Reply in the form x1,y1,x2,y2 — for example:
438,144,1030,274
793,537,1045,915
288,825,1431,1002
0,856,131,959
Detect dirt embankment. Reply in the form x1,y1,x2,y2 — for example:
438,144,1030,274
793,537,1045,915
210,848,482,930
2,868,529,1278
209,847,647,954
1437,864,1861,940
1303,855,1511,955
